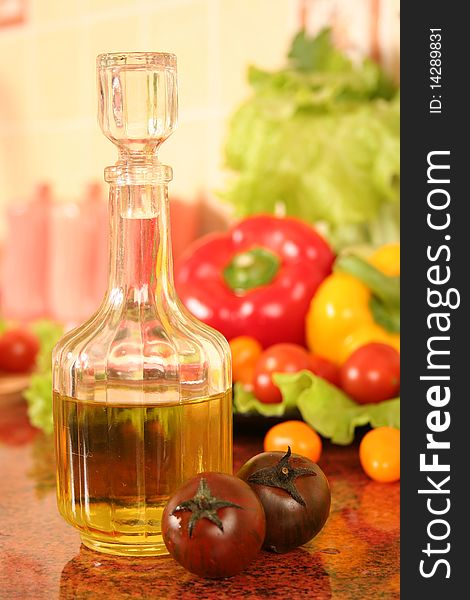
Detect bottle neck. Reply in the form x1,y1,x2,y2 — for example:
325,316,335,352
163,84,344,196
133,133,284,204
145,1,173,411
107,183,174,301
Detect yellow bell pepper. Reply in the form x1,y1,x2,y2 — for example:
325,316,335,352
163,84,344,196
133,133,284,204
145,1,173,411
368,242,400,276
306,246,400,365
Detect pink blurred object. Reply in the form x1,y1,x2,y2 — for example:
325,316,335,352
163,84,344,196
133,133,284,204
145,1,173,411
0,185,201,324
1,184,51,320
87,184,109,308
48,184,108,327
170,196,201,261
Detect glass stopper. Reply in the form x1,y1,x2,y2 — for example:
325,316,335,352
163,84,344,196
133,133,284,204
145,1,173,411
97,52,178,158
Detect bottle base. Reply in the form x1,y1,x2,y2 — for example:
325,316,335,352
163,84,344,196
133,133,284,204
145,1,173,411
80,533,169,557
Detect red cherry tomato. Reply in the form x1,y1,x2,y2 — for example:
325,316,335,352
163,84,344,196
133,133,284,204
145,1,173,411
309,355,340,387
340,343,400,404
162,473,266,578
0,329,40,373
253,343,312,404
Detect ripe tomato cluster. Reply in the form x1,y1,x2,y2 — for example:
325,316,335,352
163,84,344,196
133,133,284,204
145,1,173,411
230,336,401,483
162,447,331,579
264,418,399,484
230,337,400,407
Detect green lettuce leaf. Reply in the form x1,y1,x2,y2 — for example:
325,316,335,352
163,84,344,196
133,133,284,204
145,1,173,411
223,29,400,251
234,382,299,417
29,320,64,373
275,371,399,445
23,371,55,434
234,371,399,445
23,320,64,434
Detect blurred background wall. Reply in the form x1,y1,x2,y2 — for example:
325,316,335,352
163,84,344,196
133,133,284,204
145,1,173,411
0,0,298,238
0,0,399,238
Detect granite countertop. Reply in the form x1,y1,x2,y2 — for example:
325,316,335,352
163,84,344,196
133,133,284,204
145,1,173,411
0,399,399,599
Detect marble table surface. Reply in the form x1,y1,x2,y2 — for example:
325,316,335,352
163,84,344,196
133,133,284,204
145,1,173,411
0,398,399,599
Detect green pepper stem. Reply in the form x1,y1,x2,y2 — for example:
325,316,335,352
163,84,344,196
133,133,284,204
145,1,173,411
335,255,400,307
335,255,400,333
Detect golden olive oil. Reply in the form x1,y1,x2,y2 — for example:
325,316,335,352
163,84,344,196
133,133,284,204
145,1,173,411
53,389,232,556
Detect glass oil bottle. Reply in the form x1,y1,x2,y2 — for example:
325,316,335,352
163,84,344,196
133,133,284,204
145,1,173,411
53,53,232,557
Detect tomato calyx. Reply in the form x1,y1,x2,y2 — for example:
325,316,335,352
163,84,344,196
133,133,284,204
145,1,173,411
171,477,244,538
247,447,317,507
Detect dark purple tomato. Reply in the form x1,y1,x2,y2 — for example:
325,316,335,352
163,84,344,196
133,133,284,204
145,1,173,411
237,447,330,553
162,472,266,578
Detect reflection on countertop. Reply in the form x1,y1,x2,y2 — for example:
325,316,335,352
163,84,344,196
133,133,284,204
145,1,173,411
0,400,399,599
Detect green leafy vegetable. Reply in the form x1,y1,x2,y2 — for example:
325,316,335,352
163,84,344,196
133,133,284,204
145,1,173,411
223,28,400,250
288,28,351,73
234,371,399,445
23,371,55,434
23,320,64,434
234,381,298,417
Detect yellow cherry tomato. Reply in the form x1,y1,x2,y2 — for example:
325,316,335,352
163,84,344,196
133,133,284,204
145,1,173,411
359,427,400,483
264,420,322,463
369,243,400,276
229,335,262,385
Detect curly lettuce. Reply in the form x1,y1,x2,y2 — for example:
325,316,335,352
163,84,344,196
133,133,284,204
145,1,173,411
23,320,64,434
234,371,399,445
224,29,400,250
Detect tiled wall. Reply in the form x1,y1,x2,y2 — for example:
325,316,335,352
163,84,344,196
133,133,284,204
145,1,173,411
0,0,297,233
0,0,399,237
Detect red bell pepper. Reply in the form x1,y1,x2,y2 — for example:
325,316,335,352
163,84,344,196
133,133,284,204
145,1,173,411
175,215,334,347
